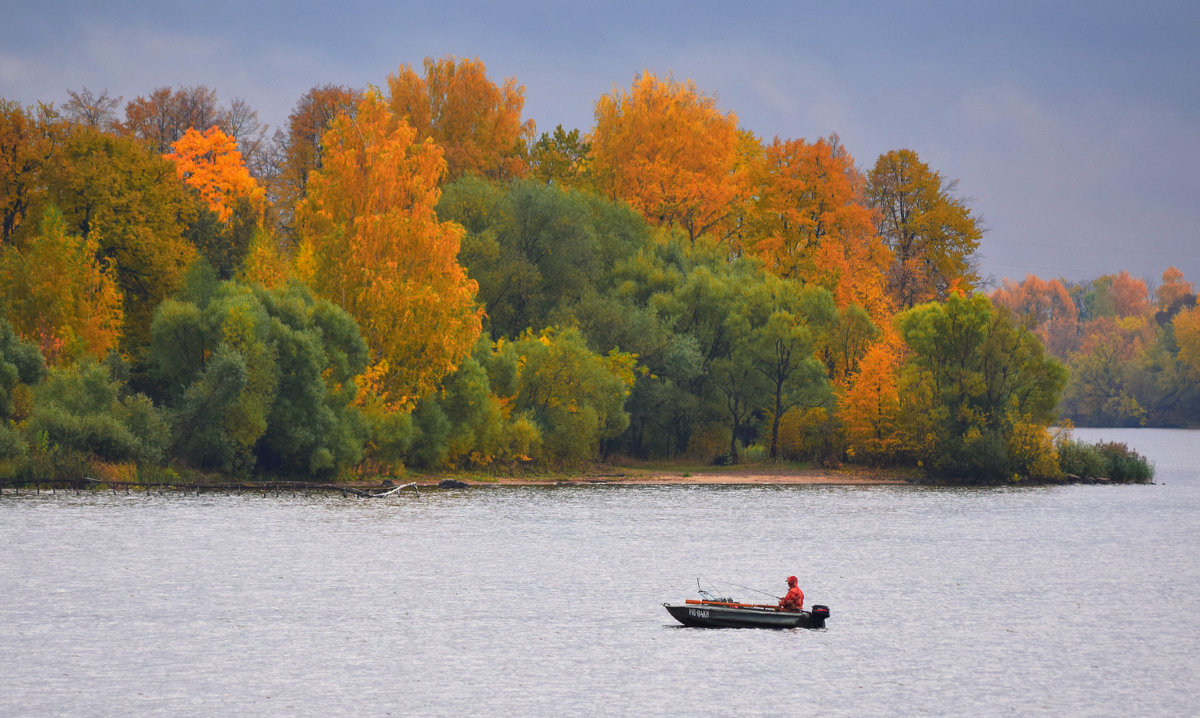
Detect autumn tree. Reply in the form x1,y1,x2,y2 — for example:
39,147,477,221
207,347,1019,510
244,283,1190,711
0,206,123,364
1175,299,1200,378
387,56,535,181
297,91,481,406
270,84,362,239
867,149,982,309
0,100,60,245
1059,318,1152,426
166,126,263,223
1155,266,1195,315
746,135,890,317
1067,272,1154,323
528,125,589,186
238,228,291,288
841,338,905,463
588,72,746,244
1054,270,1199,427
991,274,1080,359
121,85,220,154
1108,271,1153,318
35,123,197,350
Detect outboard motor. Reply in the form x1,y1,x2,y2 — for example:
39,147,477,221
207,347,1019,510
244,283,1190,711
810,605,830,629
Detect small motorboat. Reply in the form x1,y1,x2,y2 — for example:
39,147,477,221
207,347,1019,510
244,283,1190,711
663,582,829,629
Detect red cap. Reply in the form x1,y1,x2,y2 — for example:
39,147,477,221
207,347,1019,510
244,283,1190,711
787,575,798,586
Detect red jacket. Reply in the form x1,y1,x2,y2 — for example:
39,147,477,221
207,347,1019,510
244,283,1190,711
779,585,804,612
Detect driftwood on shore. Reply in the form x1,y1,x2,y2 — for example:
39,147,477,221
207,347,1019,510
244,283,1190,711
0,477,419,498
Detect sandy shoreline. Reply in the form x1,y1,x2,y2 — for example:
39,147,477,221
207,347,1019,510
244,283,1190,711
417,464,913,487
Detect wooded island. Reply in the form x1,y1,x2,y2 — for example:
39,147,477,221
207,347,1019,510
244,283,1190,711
2,58,1180,486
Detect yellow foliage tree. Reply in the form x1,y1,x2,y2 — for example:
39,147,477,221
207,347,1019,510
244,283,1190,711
867,149,982,309
0,206,122,364
1175,299,1200,378
588,72,746,244
238,229,291,289
297,92,482,406
166,125,264,223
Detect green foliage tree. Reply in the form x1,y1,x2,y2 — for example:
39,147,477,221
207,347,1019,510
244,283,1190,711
403,340,541,471
528,125,589,186
509,327,635,466
148,267,368,476
742,279,837,460
25,358,168,466
896,294,1067,480
441,178,599,338
183,191,260,281
0,319,45,460
562,230,701,459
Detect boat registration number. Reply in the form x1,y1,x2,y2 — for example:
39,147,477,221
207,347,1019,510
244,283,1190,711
687,608,710,619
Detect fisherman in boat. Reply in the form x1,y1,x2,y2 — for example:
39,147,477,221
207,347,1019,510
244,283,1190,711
778,575,804,612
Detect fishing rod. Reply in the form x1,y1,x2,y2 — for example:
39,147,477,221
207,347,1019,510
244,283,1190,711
699,577,782,601
696,577,729,603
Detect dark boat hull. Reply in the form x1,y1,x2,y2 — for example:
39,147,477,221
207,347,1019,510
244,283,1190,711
663,602,827,629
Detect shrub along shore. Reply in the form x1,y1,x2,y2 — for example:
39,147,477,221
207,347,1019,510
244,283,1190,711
0,443,1153,495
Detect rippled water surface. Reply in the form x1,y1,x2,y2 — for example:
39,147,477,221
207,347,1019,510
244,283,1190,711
2,428,1198,716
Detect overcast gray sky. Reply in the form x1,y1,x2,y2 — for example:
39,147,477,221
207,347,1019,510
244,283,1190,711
3,1,1198,287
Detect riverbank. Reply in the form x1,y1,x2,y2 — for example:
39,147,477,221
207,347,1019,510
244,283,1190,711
397,462,917,488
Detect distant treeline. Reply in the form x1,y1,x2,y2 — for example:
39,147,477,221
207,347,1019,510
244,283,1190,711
992,271,1199,427
1,58,1175,484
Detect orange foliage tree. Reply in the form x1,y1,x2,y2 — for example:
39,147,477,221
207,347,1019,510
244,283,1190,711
1108,270,1152,318
387,56,535,182
1156,266,1195,313
166,126,264,222
746,134,891,319
991,274,1079,359
588,72,746,244
297,91,482,406
840,338,904,463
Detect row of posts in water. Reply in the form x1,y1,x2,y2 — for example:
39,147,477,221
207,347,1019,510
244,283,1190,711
0,478,419,498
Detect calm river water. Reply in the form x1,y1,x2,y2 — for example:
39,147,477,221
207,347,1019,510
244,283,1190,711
1,427,1198,716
